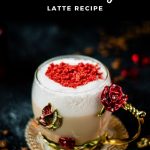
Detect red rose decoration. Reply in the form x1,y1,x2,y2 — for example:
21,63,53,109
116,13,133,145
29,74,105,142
101,84,128,112
42,103,52,117
39,103,53,126
59,137,75,149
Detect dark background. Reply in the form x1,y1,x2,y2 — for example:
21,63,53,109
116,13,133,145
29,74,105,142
0,20,150,150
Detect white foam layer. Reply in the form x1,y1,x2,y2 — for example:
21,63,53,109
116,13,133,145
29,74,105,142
37,58,107,93
32,56,111,117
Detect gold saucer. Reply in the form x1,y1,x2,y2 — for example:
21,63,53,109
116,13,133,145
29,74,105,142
25,116,129,150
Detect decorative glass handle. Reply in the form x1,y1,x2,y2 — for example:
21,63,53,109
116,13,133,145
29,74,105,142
99,103,146,145
98,84,146,146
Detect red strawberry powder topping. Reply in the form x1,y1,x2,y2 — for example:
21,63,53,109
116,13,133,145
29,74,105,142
45,62,103,88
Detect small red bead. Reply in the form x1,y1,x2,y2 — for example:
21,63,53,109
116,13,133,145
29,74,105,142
131,54,139,64
59,137,75,149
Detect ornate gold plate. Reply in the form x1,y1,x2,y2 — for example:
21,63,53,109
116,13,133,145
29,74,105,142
25,116,128,150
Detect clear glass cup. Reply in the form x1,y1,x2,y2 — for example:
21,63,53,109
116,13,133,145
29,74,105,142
32,55,112,146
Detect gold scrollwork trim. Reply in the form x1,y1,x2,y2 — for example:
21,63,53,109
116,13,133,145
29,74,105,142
137,137,150,148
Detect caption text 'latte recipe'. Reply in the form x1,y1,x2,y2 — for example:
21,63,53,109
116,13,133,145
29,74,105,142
46,0,113,11
47,6,104,12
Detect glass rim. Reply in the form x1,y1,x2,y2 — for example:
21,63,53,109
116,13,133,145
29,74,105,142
34,54,110,94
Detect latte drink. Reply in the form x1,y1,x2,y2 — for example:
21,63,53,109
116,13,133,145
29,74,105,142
32,55,111,149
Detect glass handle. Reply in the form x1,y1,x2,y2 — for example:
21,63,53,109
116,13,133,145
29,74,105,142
100,103,146,145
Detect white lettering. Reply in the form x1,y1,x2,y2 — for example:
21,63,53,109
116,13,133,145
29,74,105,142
99,6,103,11
47,6,51,11
93,6,98,11
74,6,103,11
74,6,79,11
80,6,84,11
47,6,71,11
107,0,113,4
85,6,89,11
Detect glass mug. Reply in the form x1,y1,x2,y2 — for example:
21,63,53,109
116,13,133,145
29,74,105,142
32,55,146,150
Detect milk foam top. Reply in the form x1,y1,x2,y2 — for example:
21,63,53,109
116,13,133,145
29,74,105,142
38,58,107,93
32,55,111,117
